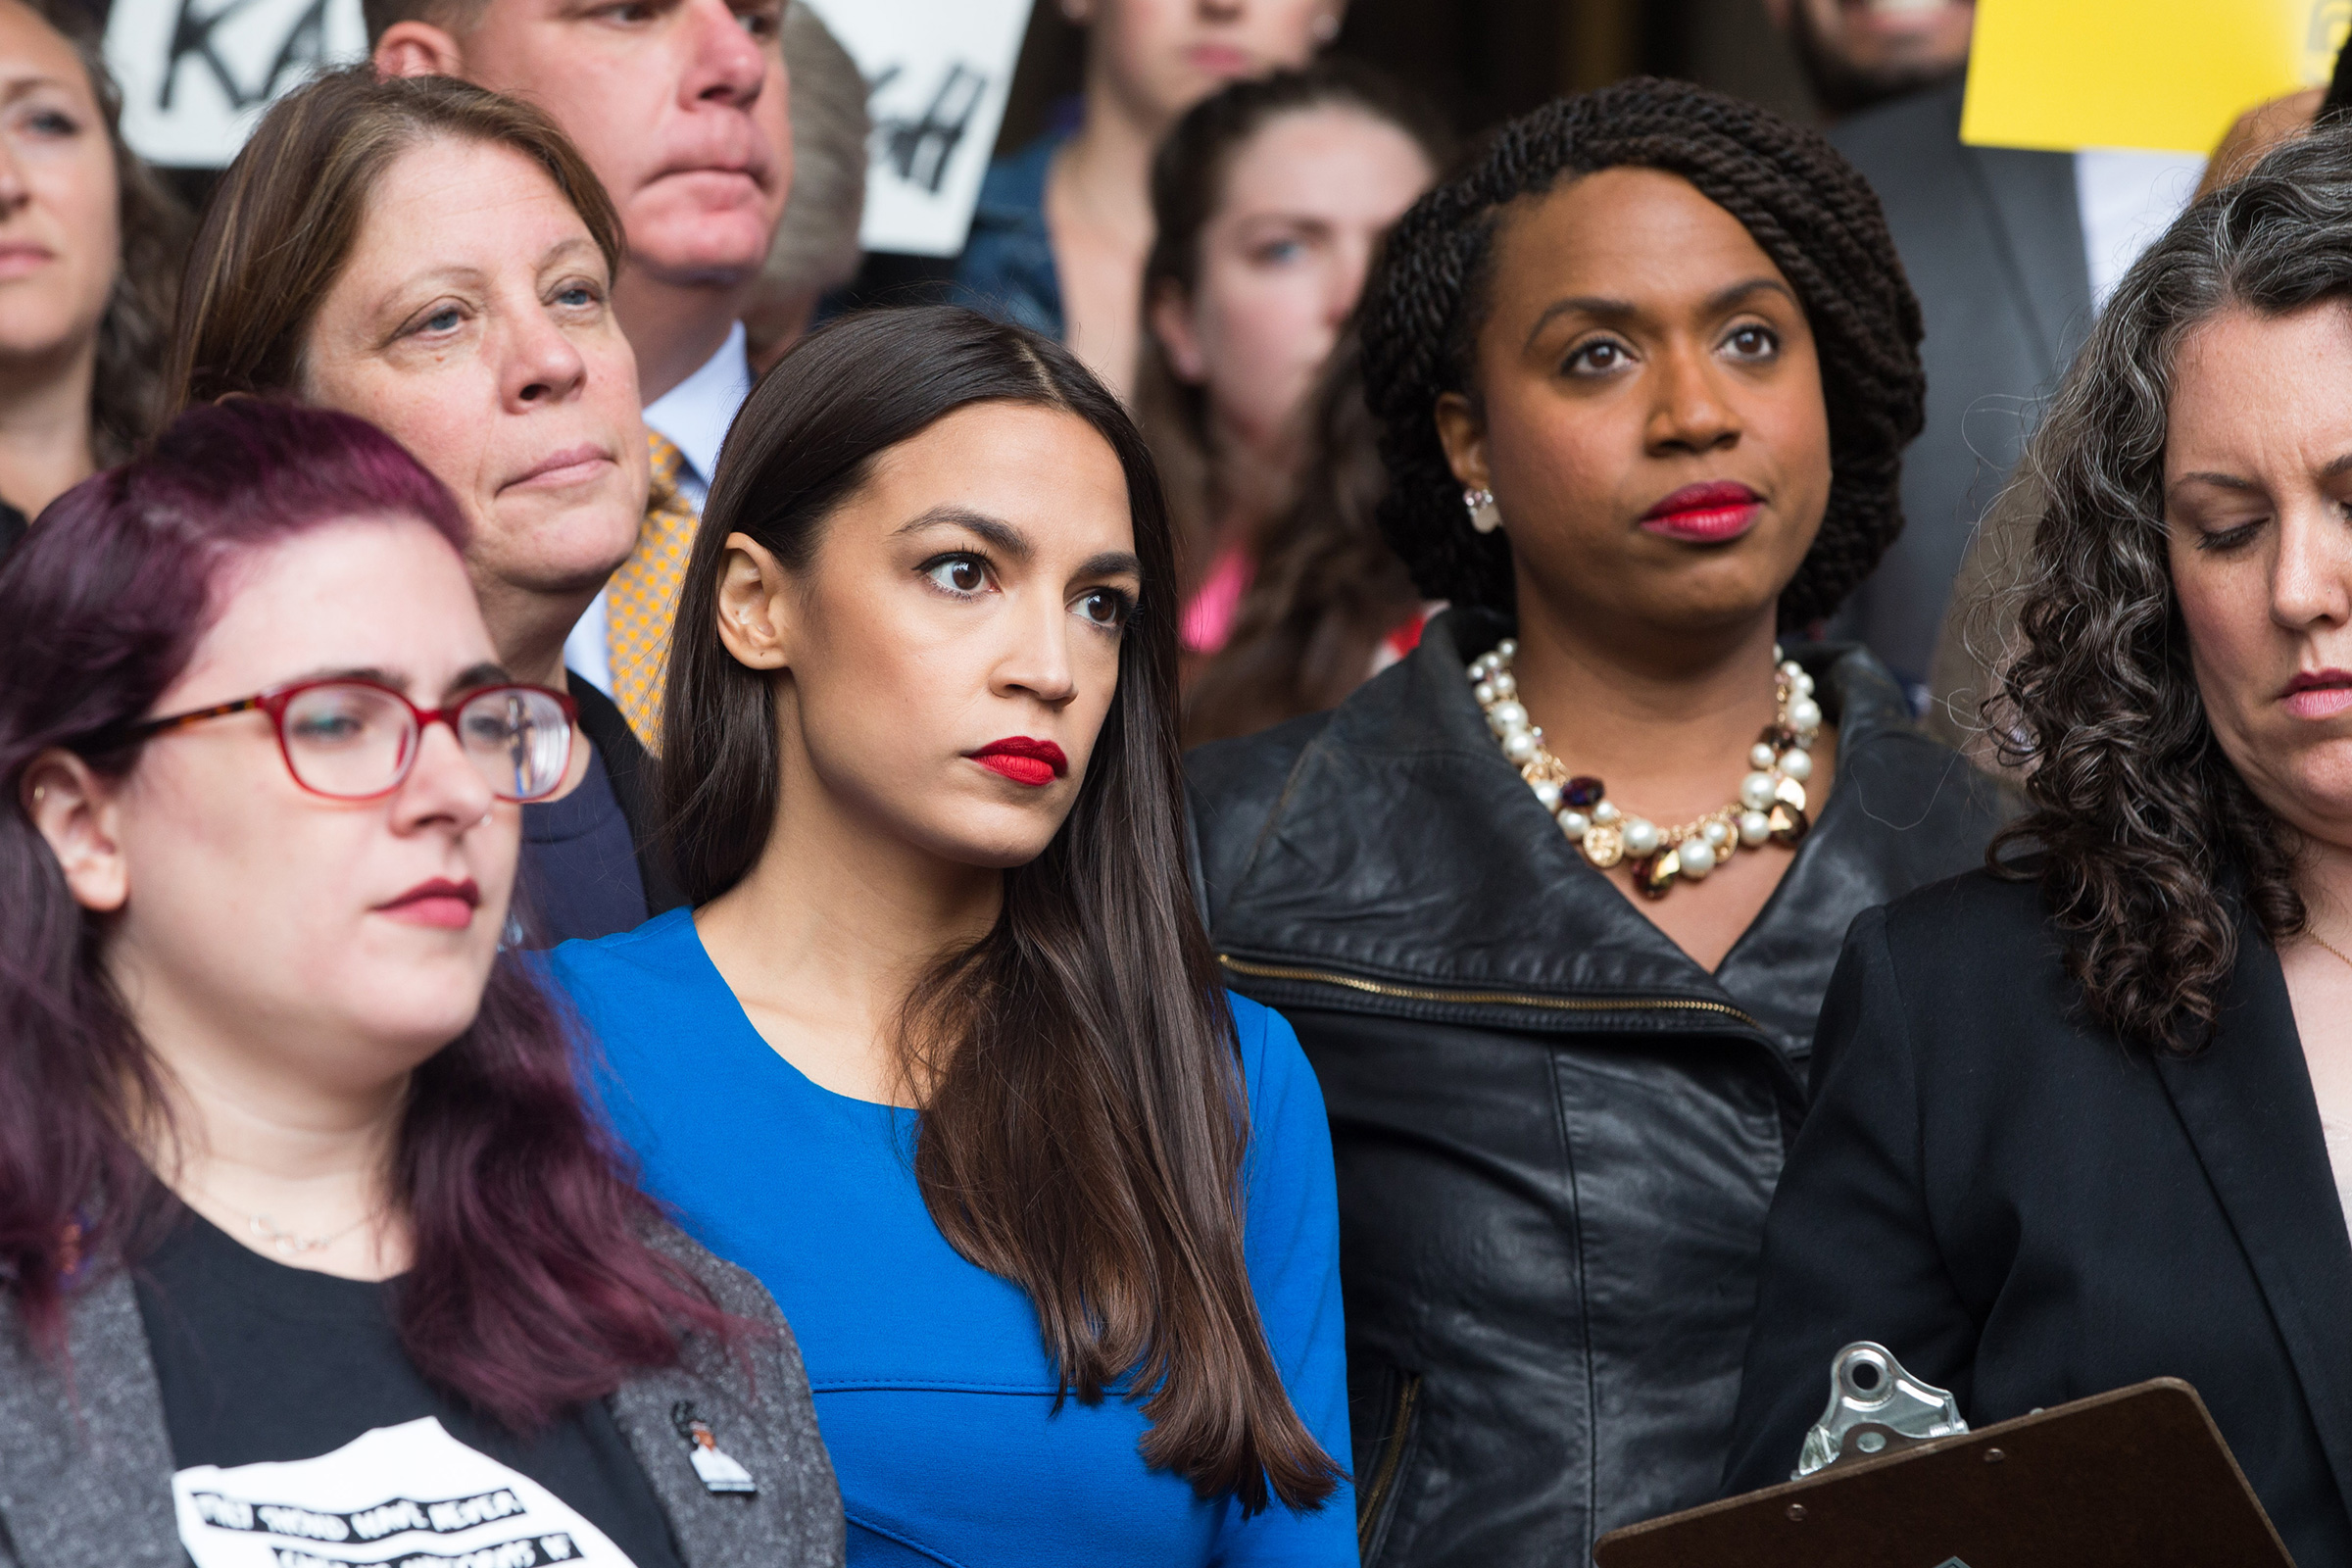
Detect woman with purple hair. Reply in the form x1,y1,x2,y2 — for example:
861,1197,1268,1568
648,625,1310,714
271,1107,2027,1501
0,398,841,1566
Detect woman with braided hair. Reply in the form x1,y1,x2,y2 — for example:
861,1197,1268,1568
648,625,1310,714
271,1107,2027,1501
1187,77,2011,1563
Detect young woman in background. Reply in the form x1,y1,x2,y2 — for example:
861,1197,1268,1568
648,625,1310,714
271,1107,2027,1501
1132,61,1443,665
1181,326,1426,744
551,306,1352,1565
172,68,673,944
956,0,1345,398
1189,79,2010,1563
0,399,839,1566
0,0,181,551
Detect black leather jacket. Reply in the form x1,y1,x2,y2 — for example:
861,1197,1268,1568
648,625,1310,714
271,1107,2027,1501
1187,610,2012,1566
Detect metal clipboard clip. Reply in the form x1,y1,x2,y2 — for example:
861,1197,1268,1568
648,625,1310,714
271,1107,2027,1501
1794,1341,1970,1479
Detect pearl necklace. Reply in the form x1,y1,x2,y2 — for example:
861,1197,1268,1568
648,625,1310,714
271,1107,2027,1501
1469,639,1823,899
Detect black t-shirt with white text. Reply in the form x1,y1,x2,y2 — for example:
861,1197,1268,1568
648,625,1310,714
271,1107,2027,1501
135,1211,688,1568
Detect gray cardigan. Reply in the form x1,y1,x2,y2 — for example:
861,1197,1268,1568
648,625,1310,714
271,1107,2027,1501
0,1221,845,1568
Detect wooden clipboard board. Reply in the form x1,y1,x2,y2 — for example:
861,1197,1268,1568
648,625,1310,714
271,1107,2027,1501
1594,1380,2293,1567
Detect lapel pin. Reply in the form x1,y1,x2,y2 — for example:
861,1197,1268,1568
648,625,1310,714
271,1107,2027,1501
670,1400,758,1495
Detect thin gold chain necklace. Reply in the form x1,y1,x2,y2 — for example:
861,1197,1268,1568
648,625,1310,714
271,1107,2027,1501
2311,931,2352,975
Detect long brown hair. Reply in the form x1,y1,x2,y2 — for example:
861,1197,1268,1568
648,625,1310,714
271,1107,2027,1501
14,0,184,466
170,66,622,407
1184,326,1420,743
1988,128,2352,1052
1135,60,1449,596
662,305,1341,1513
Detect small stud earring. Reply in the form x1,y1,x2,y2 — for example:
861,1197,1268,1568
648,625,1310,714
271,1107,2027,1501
1312,11,1340,43
1464,487,1501,534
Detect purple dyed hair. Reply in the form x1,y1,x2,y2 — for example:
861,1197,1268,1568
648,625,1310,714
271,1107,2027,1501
0,399,743,1429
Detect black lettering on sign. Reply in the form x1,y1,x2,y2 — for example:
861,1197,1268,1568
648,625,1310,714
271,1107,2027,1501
870,60,988,194
159,0,334,113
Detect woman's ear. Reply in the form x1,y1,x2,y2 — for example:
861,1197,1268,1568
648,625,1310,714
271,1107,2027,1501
23,750,128,911
713,532,795,671
1149,279,1208,385
1434,391,1492,493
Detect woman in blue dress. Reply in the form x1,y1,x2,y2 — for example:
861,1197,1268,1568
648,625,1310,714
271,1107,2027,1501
550,304,1351,1567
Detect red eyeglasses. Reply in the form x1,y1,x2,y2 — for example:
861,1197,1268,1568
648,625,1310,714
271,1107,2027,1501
122,678,578,803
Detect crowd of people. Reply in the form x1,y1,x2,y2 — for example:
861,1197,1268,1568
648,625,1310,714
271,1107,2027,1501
6,0,2352,1564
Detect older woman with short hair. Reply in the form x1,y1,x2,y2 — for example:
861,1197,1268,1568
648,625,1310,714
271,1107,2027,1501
173,66,674,946
1723,126,2352,1567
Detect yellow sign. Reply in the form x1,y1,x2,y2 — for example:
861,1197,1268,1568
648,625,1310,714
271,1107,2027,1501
1961,0,2352,154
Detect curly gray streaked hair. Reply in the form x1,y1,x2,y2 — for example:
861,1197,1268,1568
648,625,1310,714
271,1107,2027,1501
1990,124,2352,1053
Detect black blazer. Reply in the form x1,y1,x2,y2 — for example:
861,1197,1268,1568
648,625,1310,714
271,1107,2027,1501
570,673,686,917
1721,869,2352,1566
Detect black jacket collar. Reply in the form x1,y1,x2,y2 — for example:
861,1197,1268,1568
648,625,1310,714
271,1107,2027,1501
2158,925,2352,1522
1196,608,2006,1062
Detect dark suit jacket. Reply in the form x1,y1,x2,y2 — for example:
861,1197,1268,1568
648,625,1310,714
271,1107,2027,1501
570,673,686,917
1722,869,2352,1566
1829,83,2093,692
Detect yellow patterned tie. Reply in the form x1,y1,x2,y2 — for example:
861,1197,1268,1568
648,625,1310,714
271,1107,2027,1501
606,431,698,748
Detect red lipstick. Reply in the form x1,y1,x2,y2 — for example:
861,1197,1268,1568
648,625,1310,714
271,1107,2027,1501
966,737,1068,787
2284,668,2352,721
375,877,481,930
1640,480,1764,544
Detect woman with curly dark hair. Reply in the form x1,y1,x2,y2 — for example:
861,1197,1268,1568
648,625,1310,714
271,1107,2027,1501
1186,77,2011,1564
1723,126,2352,1566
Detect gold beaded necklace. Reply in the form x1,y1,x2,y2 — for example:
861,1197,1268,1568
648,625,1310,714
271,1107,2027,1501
1470,639,1823,900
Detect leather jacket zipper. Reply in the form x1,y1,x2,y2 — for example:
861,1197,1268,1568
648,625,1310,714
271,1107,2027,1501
1217,954,1766,1033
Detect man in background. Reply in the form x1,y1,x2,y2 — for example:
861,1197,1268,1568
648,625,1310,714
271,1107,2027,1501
1765,0,2200,709
368,0,794,738
1763,0,1974,117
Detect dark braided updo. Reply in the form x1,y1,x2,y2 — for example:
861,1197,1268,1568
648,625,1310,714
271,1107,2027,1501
1357,76,1925,625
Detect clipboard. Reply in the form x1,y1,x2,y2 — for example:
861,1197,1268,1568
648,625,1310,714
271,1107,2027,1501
1594,1379,2293,1567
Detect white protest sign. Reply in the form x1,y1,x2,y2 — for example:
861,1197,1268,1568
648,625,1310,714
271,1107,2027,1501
800,0,1036,257
106,0,368,168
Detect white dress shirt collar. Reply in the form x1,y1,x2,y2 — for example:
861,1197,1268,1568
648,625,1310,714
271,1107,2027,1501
643,319,754,488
